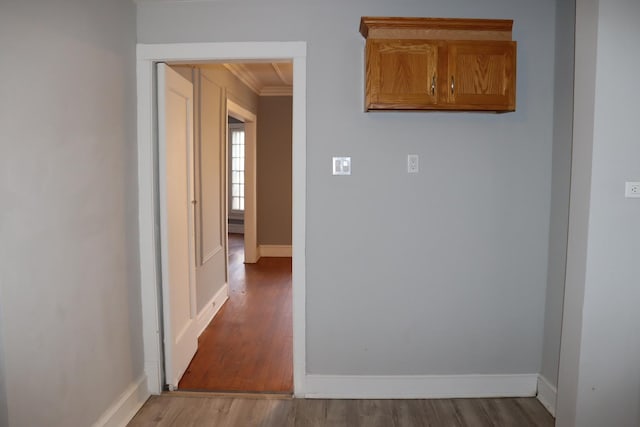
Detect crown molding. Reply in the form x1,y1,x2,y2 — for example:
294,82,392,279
223,63,261,94
260,86,293,96
272,63,292,86
224,63,292,96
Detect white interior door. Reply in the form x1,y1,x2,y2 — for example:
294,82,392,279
158,63,198,390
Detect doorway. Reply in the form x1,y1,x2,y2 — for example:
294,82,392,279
136,42,307,396
174,83,292,392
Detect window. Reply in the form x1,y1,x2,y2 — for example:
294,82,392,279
229,123,245,212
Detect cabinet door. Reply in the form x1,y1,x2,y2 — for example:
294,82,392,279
366,40,439,110
446,41,516,111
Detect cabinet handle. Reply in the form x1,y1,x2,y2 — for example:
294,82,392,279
431,74,436,96
451,76,455,95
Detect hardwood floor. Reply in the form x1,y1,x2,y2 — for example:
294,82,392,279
128,395,555,426
178,233,293,392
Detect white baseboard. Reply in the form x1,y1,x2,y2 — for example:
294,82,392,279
91,375,149,427
304,374,538,399
536,375,557,417
197,283,229,336
228,224,244,234
258,244,292,257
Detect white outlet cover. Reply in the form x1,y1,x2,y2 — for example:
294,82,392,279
625,181,640,198
407,154,419,173
332,157,351,175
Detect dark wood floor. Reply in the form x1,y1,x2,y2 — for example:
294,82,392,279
178,234,293,392
128,394,554,426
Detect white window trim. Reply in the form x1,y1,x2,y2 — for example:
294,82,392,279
228,122,246,218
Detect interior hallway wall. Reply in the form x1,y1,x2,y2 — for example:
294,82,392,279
138,0,557,377
0,1,142,425
0,299,7,427
557,0,640,425
257,96,293,246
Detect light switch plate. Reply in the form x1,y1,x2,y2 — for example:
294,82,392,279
332,157,351,175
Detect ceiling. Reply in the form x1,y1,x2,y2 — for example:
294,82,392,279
223,62,293,96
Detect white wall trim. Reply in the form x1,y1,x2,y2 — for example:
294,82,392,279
136,42,307,397
197,283,229,336
536,375,557,417
261,86,293,96
304,374,538,399
91,375,149,427
259,244,292,257
227,223,244,234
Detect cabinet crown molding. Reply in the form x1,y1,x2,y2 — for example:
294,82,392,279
360,17,513,41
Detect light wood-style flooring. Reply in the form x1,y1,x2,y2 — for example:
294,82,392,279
128,394,554,426
178,234,293,392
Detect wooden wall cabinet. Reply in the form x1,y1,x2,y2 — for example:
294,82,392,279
360,17,517,112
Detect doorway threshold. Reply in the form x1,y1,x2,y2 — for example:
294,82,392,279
165,390,294,400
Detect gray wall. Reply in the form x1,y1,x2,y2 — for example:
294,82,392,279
138,0,556,375
558,0,640,425
257,96,293,246
0,300,7,427
0,1,141,426
540,0,575,388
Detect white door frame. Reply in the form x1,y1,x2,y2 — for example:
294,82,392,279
136,42,307,396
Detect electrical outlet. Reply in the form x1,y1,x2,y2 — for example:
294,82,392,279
407,154,419,173
625,182,640,198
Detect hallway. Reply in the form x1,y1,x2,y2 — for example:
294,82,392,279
178,234,293,392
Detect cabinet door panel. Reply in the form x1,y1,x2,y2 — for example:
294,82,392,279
447,41,516,110
366,40,439,110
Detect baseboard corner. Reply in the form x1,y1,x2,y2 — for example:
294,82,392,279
536,375,557,418
91,375,149,427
